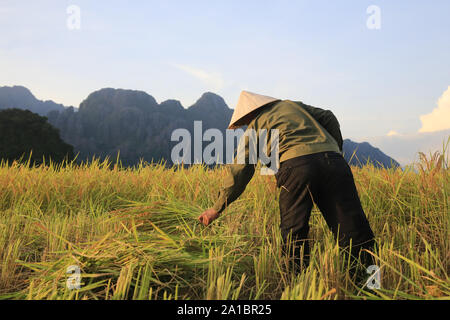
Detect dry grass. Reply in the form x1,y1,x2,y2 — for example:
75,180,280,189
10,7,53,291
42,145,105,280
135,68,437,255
0,143,448,300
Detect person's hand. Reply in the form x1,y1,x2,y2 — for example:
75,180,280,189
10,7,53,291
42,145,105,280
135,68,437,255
198,208,220,226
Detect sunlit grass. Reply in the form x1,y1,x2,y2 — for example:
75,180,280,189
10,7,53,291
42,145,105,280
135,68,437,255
0,142,448,300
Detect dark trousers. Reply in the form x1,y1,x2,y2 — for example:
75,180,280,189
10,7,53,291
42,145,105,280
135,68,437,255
275,151,375,273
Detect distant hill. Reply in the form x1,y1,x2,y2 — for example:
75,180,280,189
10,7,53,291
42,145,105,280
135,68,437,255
0,86,400,168
46,88,233,166
0,85,72,116
0,108,74,165
343,139,400,168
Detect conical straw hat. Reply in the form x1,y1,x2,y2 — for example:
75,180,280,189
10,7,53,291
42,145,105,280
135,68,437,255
228,91,280,129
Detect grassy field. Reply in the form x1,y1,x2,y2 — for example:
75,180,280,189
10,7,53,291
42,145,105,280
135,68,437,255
0,149,448,300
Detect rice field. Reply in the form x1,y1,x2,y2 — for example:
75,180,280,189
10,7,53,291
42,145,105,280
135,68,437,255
0,147,448,300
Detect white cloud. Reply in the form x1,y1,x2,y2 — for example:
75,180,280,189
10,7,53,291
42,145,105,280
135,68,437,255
364,88,450,166
364,130,450,167
419,86,450,133
386,130,400,136
171,63,225,92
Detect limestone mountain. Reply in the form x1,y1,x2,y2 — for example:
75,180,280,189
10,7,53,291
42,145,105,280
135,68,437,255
46,88,233,166
0,85,400,168
0,85,71,116
343,139,400,168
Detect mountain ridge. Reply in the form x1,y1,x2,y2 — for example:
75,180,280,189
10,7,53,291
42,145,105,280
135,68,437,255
0,85,400,168
0,85,72,116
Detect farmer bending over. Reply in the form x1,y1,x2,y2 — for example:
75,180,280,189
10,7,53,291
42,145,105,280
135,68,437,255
198,91,375,274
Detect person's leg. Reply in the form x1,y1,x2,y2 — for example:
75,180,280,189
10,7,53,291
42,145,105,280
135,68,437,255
275,157,321,272
314,152,375,274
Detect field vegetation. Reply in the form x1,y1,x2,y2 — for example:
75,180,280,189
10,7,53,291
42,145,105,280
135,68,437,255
0,147,448,300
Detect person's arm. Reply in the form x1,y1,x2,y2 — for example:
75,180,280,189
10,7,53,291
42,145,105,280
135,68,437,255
297,102,344,152
199,126,256,225
212,161,255,213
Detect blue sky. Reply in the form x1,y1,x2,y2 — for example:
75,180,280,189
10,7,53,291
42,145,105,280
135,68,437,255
1,0,449,165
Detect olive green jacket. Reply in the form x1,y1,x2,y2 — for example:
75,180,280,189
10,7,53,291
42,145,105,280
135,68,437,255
212,100,343,213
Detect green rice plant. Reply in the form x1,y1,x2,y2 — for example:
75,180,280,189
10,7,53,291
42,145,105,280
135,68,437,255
281,269,332,300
